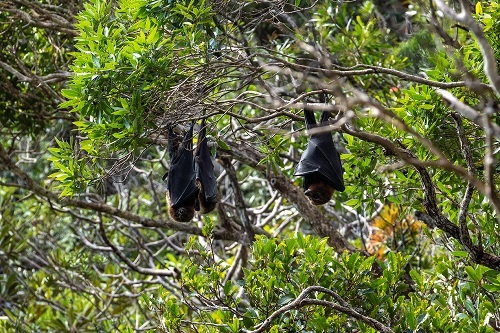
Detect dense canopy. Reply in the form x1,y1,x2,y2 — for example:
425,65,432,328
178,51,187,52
1,0,500,332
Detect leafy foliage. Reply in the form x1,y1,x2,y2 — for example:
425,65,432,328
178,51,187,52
1,0,500,332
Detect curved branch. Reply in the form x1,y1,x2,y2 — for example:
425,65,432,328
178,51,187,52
260,59,486,90
344,87,500,215
343,124,500,270
451,112,476,256
245,285,394,333
0,60,65,102
98,219,178,277
218,156,255,242
437,89,500,140
0,1,77,36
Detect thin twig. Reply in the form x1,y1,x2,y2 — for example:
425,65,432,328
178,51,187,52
450,112,476,257
98,218,178,277
436,89,500,140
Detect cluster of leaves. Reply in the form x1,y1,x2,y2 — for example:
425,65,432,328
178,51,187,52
144,233,498,332
0,0,75,135
0,184,141,332
1,0,500,332
54,0,217,195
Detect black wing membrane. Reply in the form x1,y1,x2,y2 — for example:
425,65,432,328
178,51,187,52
194,120,218,211
166,124,199,208
294,109,345,192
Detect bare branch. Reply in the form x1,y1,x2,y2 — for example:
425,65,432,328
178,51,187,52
98,219,178,277
0,142,255,243
244,285,394,333
450,112,476,258
0,1,77,36
219,156,255,242
260,59,485,90
433,0,500,94
436,89,500,140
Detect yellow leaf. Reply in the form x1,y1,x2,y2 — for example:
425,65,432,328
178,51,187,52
476,2,483,15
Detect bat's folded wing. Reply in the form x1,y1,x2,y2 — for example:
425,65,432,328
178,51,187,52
195,150,217,203
195,123,217,203
294,136,345,192
167,152,199,208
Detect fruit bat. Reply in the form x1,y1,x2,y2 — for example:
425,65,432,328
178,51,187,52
164,124,199,222
194,120,218,214
294,109,345,205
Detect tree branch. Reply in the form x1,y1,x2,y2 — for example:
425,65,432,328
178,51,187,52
343,124,500,270
0,1,77,36
433,0,500,94
450,112,477,258
245,285,394,333
98,218,178,277
218,156,255,243
0,142,255,243
436,89,500,140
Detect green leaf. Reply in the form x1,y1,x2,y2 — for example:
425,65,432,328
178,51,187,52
217,139,230,150
416,313,429,326
223,280,232,296
451,251,468,258
463,299,476,316
61,88,81,99
344,198,360,208
465,266,479,282
483,284,500,293
409,269,423,286
407,306,416,330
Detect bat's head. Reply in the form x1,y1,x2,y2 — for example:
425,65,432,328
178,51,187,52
169,205,196,222
166,191,196,222
304,182,335,205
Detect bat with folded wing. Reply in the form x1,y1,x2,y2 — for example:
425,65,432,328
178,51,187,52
164,124,199,222
294,109,345,205
194,119,218,214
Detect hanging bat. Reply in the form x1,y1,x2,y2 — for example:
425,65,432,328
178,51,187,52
294,108,345,205
164,124,199,222
194,120,218,214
